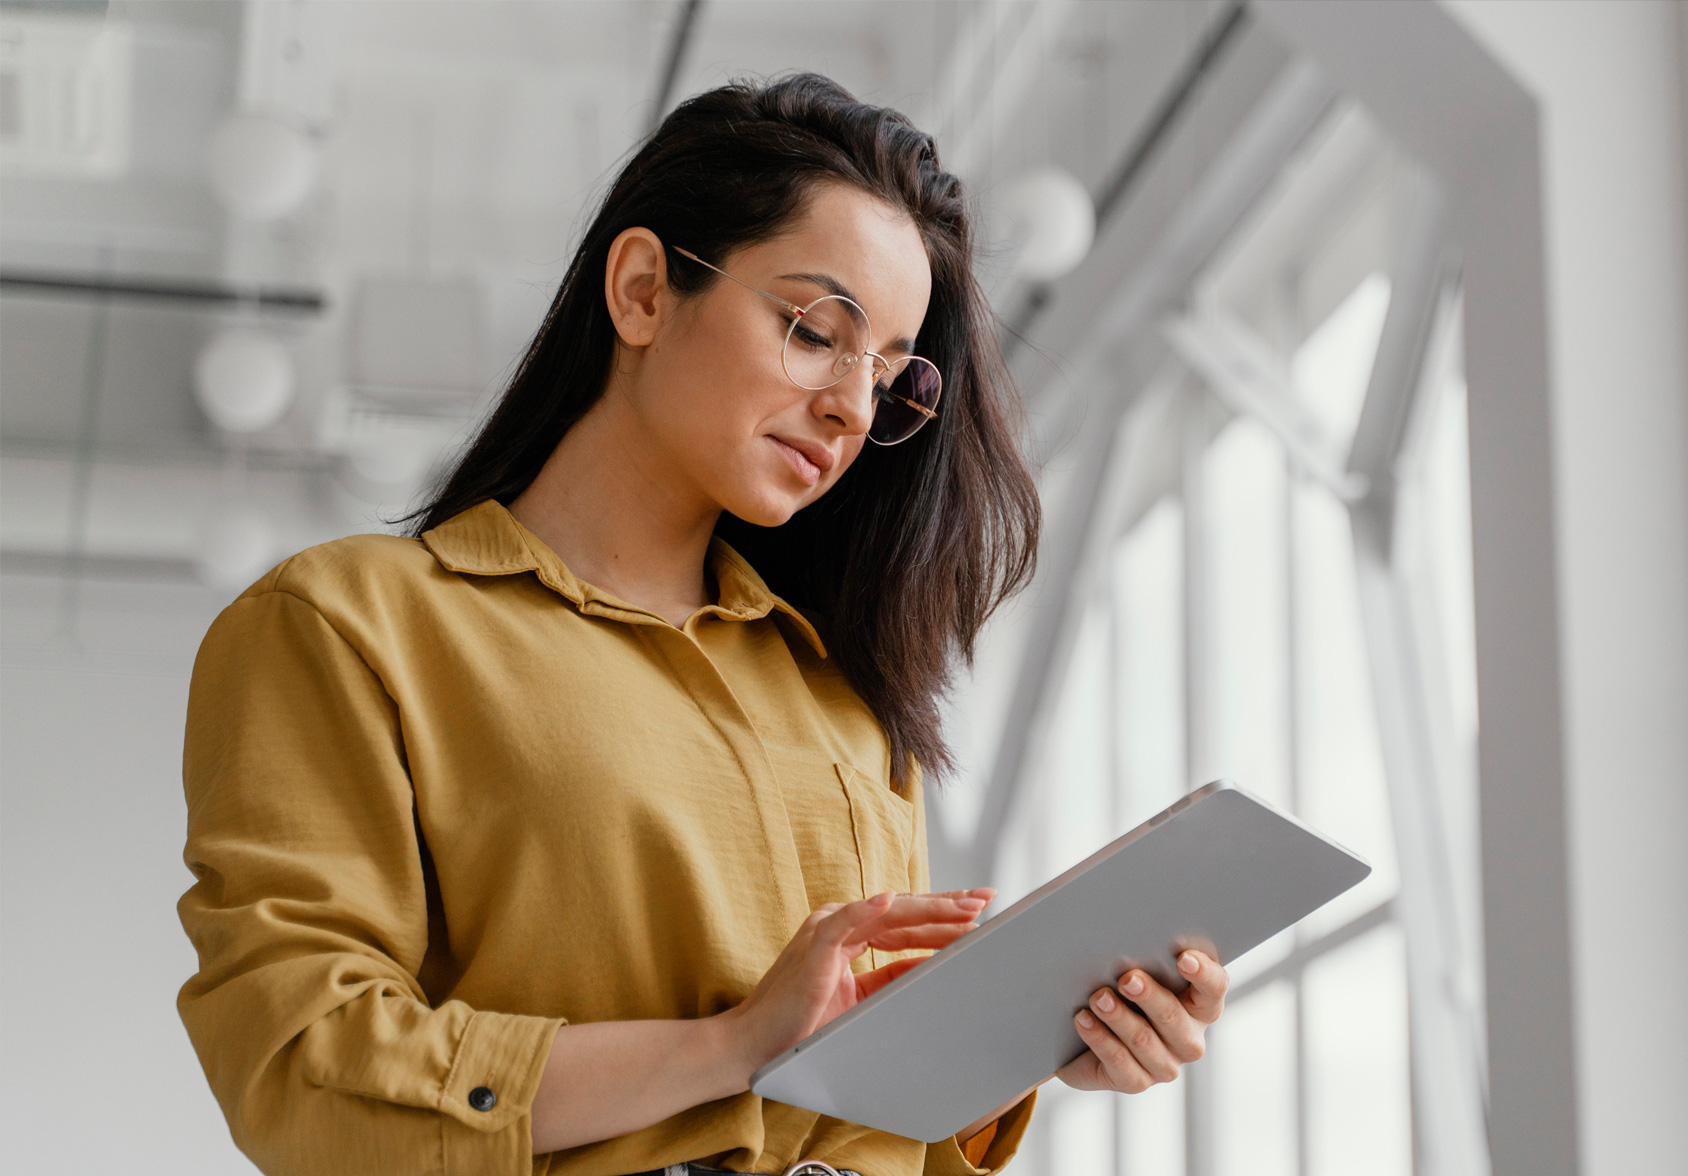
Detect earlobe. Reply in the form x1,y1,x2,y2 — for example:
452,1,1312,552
603,227,670,349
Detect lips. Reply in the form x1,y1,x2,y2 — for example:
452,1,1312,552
769,434,836,477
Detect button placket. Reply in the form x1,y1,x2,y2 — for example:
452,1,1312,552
639,623,812,934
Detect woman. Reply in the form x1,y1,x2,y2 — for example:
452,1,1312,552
177,75,1228,1176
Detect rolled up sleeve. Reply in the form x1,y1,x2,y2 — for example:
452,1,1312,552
923,1093,1038,1176
177,586,563,1175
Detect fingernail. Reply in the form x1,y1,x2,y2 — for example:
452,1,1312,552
1180,952,1200,974
1124,974,1145,996
1076,1010,1095,1028
1095,991,1116,1012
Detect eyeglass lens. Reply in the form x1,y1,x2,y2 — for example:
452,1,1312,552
868,356,942,445
782,296,869,390
781,295,941,445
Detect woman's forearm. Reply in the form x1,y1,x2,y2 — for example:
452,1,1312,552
527,895,990,1157
530,1009,1023,1158
529,1007,753,1155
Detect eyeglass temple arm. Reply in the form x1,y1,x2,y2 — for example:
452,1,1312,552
671,246,807,317
886,394,938,420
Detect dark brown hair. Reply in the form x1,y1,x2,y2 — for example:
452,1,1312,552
410,74,1040,788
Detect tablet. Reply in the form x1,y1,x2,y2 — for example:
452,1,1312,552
750,780,1371,1143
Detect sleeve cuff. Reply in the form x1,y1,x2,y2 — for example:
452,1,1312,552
925,1090,1038,1176
960,1120,999,1167
438,1009,564,1135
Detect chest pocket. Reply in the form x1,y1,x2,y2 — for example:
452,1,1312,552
835,761,917,969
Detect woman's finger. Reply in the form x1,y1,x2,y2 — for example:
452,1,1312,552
1055,1048,1107,1092
877,892,989,922
1176,950,1228,1024
1088,986,1181,1084
866,921,977,952
824,893,984,948
1074,1005,1156,1094
1117,969,1205,1063
851,892,985,924
914,887,996,902
854,956,926,999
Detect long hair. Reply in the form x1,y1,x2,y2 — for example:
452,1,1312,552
410,74,1040,789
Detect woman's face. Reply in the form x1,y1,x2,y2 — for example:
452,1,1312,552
614,183,934,527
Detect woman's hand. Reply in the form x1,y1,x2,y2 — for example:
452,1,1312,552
1056,950,1228,1094
530,889,989,1154
722,888,994,1081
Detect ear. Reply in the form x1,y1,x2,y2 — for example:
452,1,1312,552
603,227,672,349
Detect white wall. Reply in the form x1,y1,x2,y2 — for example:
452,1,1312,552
0,577,255,1174
1438,3,1688,1173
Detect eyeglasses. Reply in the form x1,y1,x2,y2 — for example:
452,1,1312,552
672,246,942,445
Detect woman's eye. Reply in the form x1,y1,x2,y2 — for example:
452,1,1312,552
792,322,834,351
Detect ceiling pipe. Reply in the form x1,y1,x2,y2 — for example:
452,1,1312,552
647,0,705,136
0,271,325,312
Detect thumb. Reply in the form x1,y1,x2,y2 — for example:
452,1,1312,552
855,955,927,1000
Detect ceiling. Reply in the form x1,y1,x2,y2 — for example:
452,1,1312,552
0,0,1231,582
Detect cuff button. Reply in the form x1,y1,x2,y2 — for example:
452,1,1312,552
468,1086,497,1112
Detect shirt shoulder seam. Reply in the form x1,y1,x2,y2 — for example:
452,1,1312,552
232,585,389,688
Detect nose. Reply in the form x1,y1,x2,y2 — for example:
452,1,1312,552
812,360,877,437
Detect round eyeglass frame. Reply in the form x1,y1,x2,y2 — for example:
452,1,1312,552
672,246,941,446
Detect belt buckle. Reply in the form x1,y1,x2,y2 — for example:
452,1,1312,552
783,1163,851,1176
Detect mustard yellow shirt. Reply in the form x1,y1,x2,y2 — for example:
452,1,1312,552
177,500,1033,1176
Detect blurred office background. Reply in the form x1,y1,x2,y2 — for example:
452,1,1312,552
1,2,1684,1174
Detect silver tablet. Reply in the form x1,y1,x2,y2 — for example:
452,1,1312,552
750,780,1371,1143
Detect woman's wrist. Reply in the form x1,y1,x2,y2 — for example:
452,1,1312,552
705,1003,761,1096
531,1010,767,1154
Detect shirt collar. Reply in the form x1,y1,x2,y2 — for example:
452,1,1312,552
422,499,827,658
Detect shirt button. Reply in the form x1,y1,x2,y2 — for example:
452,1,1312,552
467,1086,497,1112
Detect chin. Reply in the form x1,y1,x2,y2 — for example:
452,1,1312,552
720,483,810,529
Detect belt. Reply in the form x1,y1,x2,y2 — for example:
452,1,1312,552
631,1163,863,1176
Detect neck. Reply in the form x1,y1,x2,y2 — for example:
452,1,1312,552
509,381,720,629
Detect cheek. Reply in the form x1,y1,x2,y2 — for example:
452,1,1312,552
649,308,790,437
820,436,869,492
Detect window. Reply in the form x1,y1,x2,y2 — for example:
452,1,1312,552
940,102,1486,1176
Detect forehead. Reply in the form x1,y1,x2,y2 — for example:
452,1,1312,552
741,183,932,341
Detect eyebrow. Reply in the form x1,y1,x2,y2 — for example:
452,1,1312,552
779,270,919,356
